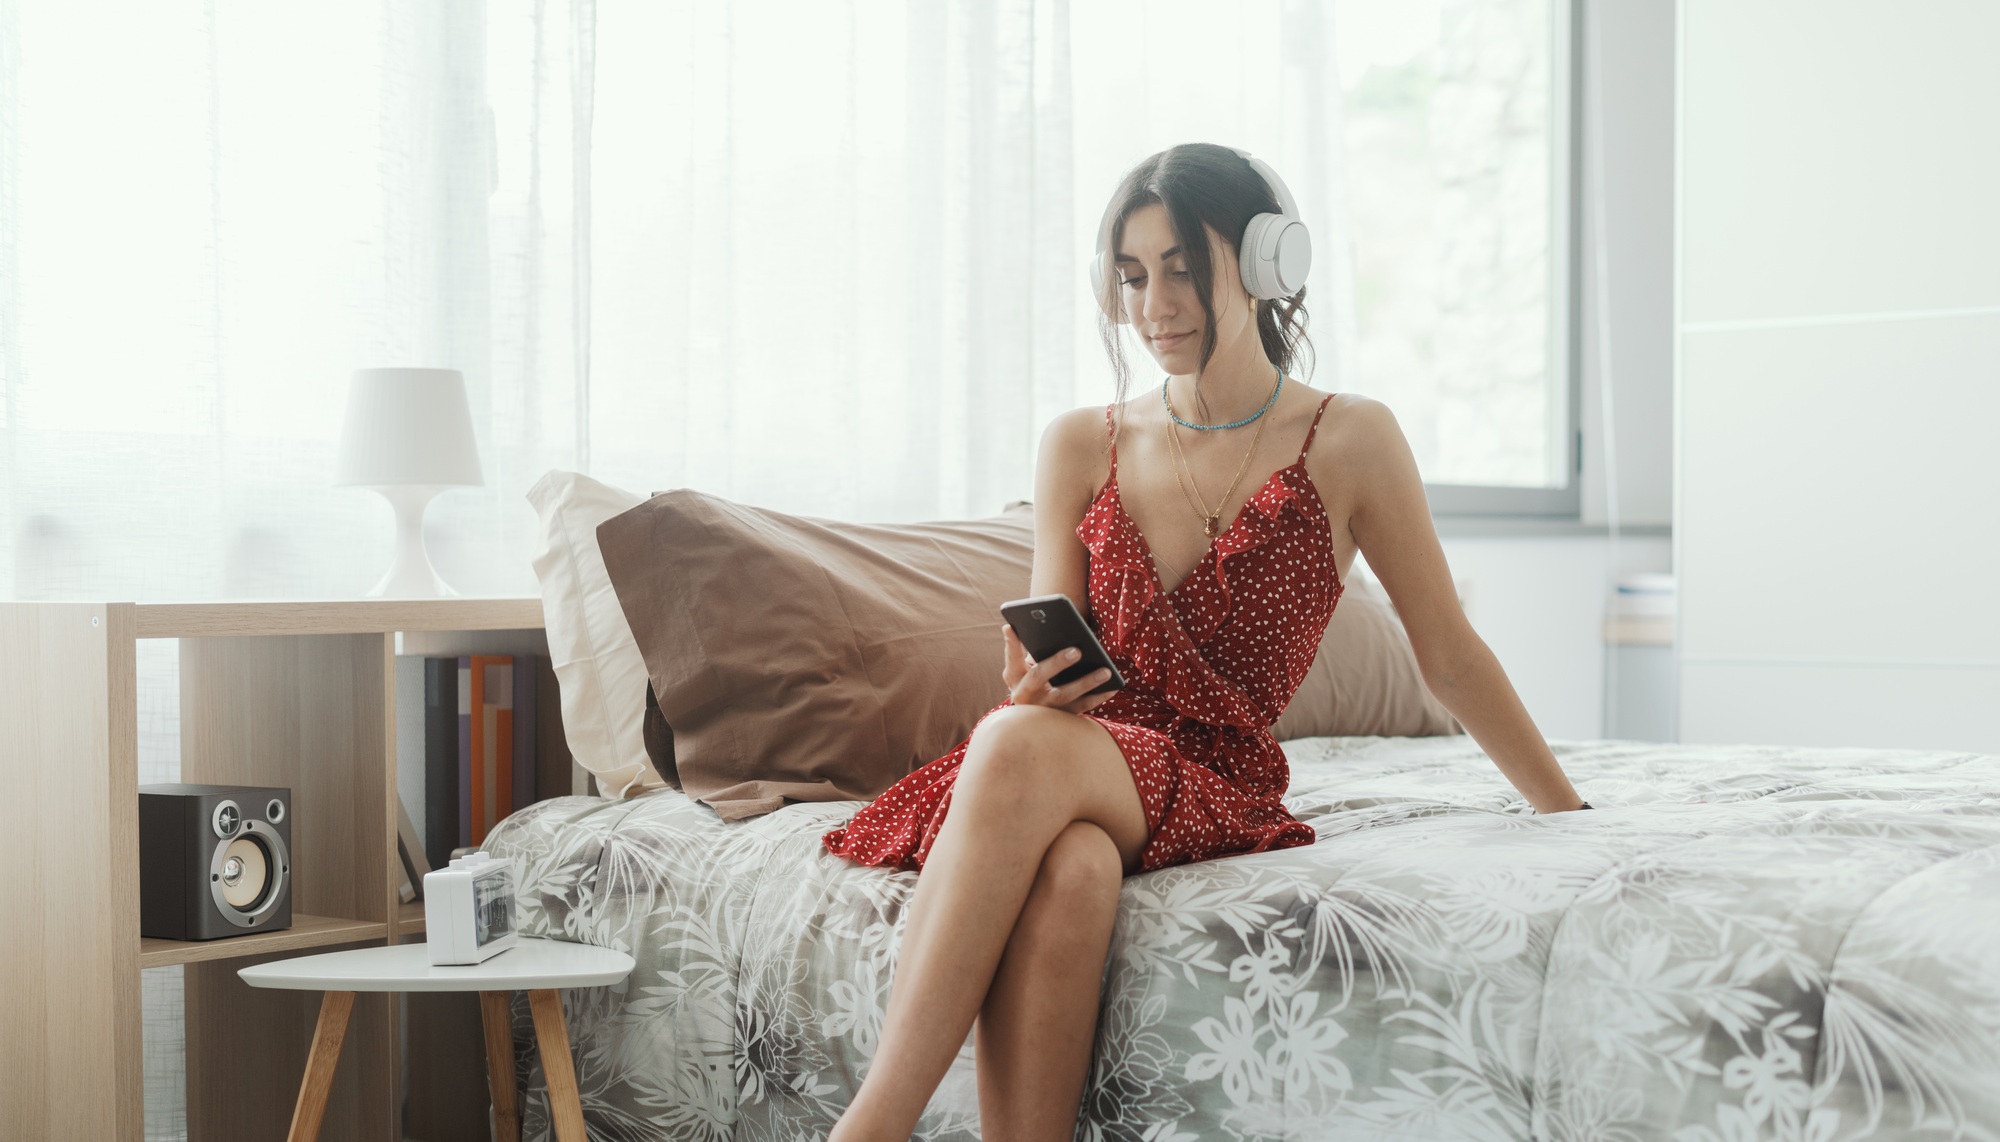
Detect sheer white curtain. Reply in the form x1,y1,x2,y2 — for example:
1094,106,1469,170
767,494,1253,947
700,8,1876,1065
3,0,1353,607
1,0,592,603
584,0,1080,522
587,0,1358,524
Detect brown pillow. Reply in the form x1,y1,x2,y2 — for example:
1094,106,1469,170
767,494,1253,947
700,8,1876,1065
597,491,1033,821
1270,576,1460,739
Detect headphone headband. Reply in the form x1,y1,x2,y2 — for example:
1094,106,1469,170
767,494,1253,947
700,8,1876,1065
1233,148,1299,220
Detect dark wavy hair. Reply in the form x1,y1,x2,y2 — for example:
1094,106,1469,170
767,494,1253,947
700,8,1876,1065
1096,143,1314,419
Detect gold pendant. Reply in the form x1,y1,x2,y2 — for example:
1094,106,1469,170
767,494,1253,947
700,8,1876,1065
1204,516,1220,538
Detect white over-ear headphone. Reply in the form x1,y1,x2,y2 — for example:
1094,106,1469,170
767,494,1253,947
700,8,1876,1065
1089,146,1313,324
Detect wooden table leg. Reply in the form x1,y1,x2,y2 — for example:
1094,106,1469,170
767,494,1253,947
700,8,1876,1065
479,991,521,1142
528,988,589,1142
286,990,355,1142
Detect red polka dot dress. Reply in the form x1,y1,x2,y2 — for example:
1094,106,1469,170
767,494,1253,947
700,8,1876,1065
824,395,1341,873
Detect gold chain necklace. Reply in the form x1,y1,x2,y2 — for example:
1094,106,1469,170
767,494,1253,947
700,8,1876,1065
1163,372,1279,539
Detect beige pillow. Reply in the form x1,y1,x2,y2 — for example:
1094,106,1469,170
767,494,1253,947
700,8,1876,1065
597,491,1034,821
524,470,670,798
1269,576,1460,740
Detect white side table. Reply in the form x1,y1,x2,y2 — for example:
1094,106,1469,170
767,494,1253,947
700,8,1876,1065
240,937,634,1142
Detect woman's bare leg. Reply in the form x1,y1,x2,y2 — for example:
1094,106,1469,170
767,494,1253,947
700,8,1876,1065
828,706,1147,1142
976,821,1122,1142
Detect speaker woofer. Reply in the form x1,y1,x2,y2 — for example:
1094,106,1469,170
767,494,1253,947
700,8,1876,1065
209,818,291,927
219,835,271,910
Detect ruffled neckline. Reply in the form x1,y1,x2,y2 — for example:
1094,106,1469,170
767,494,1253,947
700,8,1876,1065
1081,459,1336,601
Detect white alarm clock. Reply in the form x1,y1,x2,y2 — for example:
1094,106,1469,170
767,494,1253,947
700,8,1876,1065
423,851,519,965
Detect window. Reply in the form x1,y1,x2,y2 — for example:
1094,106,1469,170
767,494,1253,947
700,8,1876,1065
1066,0,1577,515
1335,0,1577,513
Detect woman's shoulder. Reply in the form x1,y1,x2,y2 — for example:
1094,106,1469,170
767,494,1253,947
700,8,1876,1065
1302,391,1417,508
1040,406,1120,474
1036,403,1119,506
1039,403,1116,462
1048,400,1116,434
1310,391,1397,448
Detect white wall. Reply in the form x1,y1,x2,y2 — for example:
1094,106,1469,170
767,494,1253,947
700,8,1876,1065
1439,534,1672,740
1676,2,2000,751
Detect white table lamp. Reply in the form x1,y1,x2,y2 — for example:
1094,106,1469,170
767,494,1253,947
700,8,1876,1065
334,368,485,598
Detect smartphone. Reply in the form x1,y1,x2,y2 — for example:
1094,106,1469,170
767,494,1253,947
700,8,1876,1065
999,593,1126,696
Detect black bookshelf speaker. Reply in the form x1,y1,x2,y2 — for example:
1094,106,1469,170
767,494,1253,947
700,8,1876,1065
139,783,293,940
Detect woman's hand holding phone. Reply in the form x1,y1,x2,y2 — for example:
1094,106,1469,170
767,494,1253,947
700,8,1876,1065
1000,624,1116,716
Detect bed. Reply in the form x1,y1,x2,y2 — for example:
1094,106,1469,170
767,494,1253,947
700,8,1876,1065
481,733,2000,1141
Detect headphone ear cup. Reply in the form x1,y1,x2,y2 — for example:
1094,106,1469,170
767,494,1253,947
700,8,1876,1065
1238,212,1313,301
1272,219,1312,297
1238,212,1280,300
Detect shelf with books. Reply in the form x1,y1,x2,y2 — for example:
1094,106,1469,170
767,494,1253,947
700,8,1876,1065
393,649,572,881
1,596,563,1142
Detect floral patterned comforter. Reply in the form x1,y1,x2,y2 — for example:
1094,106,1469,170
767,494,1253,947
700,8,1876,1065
483,735,2000,1142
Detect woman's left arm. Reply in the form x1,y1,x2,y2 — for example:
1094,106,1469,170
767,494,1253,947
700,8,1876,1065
1330,398,1588,813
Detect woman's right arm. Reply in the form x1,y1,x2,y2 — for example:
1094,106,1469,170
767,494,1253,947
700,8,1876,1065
1026,406,1103,609
1001,407,1115,715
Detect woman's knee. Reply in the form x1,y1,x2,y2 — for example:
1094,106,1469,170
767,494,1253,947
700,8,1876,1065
969,703,1071,754
960,705,1073,796
1032,822,1123,914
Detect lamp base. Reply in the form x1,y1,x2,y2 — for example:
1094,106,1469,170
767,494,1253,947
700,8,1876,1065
363,485,461,599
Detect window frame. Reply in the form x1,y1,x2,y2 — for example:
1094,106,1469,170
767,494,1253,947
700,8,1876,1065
1423,0,1582,520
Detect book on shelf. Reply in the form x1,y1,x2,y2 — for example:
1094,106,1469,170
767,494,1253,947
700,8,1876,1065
396,651,565,867
396,655,461,871
423,657,458,870
461,653,547,845
457,656,471,848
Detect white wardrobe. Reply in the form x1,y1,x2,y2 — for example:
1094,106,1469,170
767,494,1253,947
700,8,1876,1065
1675,1,2000,751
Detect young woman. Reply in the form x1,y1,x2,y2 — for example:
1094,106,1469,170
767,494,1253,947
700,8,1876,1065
822,142,1588,1142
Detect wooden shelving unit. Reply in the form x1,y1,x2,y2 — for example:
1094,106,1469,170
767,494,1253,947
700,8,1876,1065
133,597,546,639
1,597,554,1142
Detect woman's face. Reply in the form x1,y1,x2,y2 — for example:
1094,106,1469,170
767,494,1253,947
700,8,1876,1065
1112,202,1256,374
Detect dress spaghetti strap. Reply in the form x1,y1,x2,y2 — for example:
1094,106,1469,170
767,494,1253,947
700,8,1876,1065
1298,394,1335,464
1104,402,1119,477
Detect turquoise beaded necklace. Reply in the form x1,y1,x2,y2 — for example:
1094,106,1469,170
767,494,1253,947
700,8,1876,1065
1161,367,1284,430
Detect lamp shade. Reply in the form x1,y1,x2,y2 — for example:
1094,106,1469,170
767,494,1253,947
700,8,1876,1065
333,368,485,487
